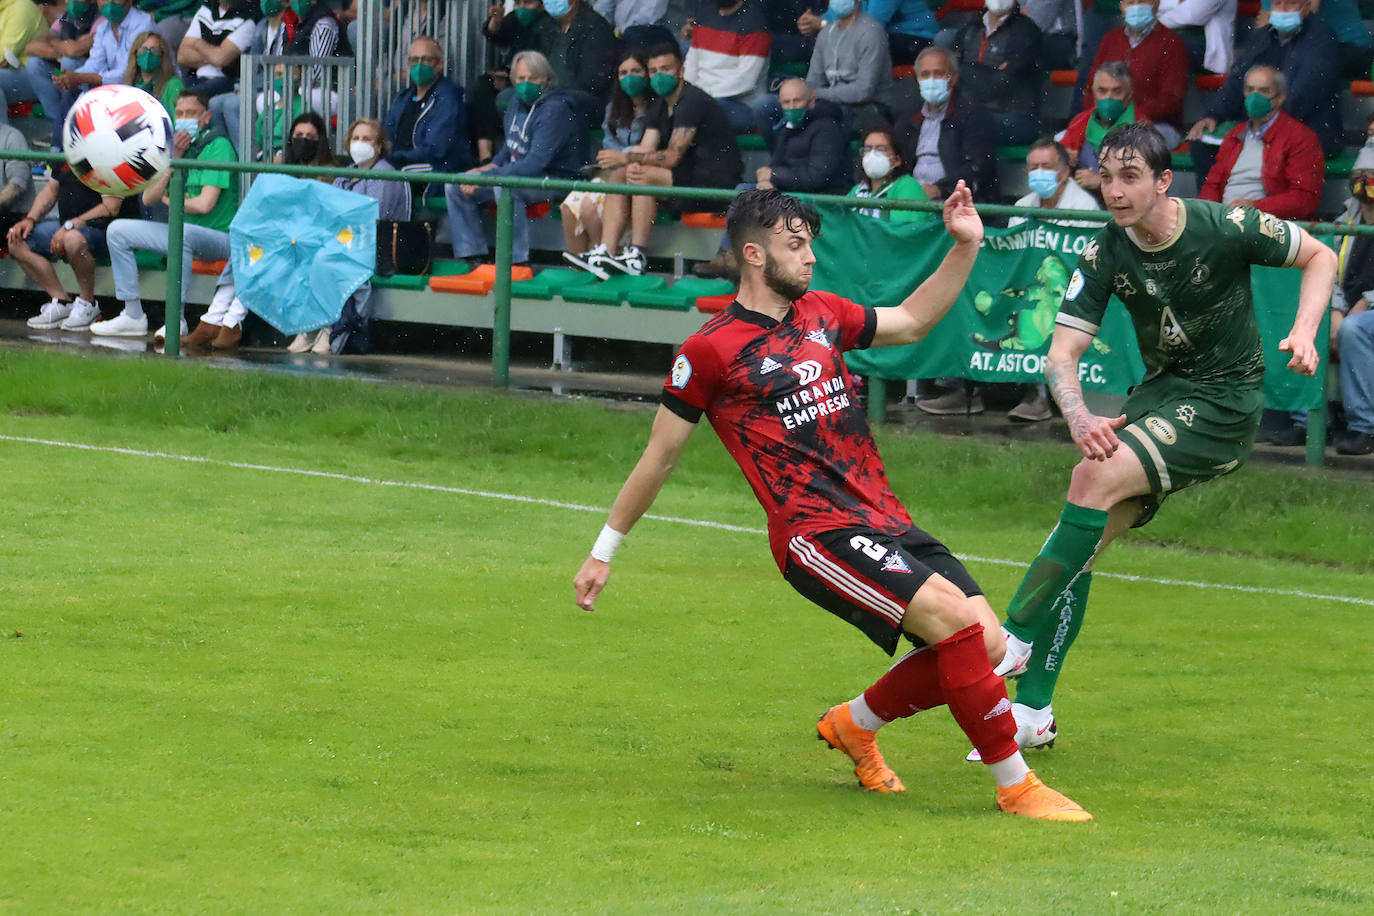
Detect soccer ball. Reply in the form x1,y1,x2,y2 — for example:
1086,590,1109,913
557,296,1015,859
61,84,173,197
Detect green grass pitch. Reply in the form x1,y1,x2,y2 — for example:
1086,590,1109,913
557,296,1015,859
0,350,1370,913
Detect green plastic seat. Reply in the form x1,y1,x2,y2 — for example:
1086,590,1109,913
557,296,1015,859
511,268,600,300
135,250,166,270
1326,151,1358,179
627,277,734,311
997,145,1031,162
736,133,768,151
371,273,429,290
562,273,667,305
430,259,471,277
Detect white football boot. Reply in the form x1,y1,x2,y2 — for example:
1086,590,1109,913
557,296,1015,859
966,703,1057,762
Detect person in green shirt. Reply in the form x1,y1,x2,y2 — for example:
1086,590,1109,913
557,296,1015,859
121,29,183,118
848,127,933,224
91,89,239,338
973,122,1336,758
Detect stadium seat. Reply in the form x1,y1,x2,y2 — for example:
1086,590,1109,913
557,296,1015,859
483,201,553,219
736,133,768,151
680,212,726,229
191,259,226,275
429,263,533,295
561,274,666,305
511,268,599,300
1195,74,1225,91
1351,80,1374,97
627,277,735,311
371,273,429,290
6,101,33,119
430,258,472,276
134,250,166,270
893,65,914,81
1049,70,1078,86
696,292,735,313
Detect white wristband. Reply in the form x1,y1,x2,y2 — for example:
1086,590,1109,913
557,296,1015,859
590,524,625,563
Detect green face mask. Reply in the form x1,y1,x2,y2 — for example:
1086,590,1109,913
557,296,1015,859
101,1,127,24
512,6,537,26
1244,91,1273,120
514,80,543,105
619,73,648,98
136,49,160,72
649,71,678,96
781,107,806,127
66,0,92,18
409,62,436,87
1095,96,1125,123
260,0,284,16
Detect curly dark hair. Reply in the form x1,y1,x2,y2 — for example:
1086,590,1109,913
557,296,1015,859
726,188,822,258
1098,122,1172,178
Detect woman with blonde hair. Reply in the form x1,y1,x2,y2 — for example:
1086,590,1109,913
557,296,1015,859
122,31,183,118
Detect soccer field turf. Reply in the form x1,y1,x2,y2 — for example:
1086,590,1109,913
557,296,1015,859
1,350,1371,913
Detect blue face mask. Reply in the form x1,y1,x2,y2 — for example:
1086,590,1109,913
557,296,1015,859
1122,3,1154,30
175,117,200,139
828,0,856,15
543,0,570,16
1270,10,1302,33
1027,168,1061,199
919,77,950,106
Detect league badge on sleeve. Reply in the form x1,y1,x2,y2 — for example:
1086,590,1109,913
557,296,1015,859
670,354,692,389
1065,269,1085,302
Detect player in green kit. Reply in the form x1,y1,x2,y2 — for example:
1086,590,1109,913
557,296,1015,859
969,123,1338,758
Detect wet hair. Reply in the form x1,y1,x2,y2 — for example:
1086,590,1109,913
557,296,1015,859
1029,136,1072,170
725,188,821,258
1098,122,1172,178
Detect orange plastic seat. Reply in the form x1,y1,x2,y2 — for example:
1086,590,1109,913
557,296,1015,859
1195,74,1225,91
1352,80,1374,97
7,101,33,119
696,293,735,313
483,201,553,218
892,65,914,81
191,259,227,275
1049,70,1078,87
681,211,727,229
429,263,533,295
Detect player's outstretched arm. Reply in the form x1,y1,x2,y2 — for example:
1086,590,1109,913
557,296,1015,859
870,181,984,347
574,406,697,612
1046,325,1127,461
1278,228,1338,377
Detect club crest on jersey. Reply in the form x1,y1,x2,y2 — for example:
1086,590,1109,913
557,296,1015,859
881,552,912,574
760,356,783,375
805,328,833,349
792,359,823,385
670,354,692,389
1190,260,1210,285
1175,403,1197,427
1113,272,1136,298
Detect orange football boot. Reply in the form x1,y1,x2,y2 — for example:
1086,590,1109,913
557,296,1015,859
816,703,905,793
995,770,1093,822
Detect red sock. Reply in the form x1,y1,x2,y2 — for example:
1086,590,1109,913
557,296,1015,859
862,646,943,721
935,623,1018,764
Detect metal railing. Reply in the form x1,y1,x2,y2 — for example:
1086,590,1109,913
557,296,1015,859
2,147,1364,467
355,0,486,127
238,54,358,171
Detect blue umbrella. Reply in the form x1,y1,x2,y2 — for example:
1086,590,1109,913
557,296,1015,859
229,173,378,335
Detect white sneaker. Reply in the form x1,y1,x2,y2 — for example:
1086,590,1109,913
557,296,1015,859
608,245,646,276
26,298,72,329
563,243,612,280
287,332,312,353
59,298,102,331
966,703,1057,762
90,312,149,337
152,317,190,343
994,626,1032,678
310,326,332,354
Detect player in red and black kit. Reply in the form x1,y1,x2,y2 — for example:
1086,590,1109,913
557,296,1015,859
574,187,1090,821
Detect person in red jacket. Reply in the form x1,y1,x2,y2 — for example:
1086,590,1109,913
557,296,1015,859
1081,0,1188,147
1198,65,1323,220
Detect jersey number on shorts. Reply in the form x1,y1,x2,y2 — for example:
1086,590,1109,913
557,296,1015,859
849,535,888,561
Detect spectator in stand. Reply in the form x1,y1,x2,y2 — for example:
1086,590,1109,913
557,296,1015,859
1259,0,1371,79
23,0,96,138
13,162,131,333
692,77,849,278
894,45,996,202
273,110,334,169
562,50,655,265
446,50,586,269
1082,0,1188,147
1197,66,1322,220
124,30,181,115
1187,0,1342,172
208,0,291,151
592,0,677,50
91,89,238,339
1060,61,1141,193
1157,0,1236,76
0,0,45,118
682,0,770,134
847,125,933,222
803,0,892,139
768,0,815,63
946,0,1043,146
0,118,29,234
52,0,155,109
1022,0,1080,68
533,0,616,128
176,0,253,99
382,36,469,175
1329,142,1374,455
803,0,936,66
568,41,741,278
475,1,544,164
138,0,201,54
287,0,349,57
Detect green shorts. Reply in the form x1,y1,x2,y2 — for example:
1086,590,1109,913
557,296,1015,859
1117,373,1264,527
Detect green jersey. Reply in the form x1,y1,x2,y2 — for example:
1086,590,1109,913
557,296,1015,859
1058,198,1301,387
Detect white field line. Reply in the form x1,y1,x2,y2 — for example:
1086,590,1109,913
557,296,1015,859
3,433,1370,607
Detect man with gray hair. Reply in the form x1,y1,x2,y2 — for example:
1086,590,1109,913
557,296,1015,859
446,50,588,267
894,45,997,203
1059,61,1136,193
1198,64,1323,220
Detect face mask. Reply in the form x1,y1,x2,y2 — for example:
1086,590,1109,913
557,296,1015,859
66,0,92,18
1027,167,1061,198
349,140,377,165
828,0,856,15
781,107,805,127
410,62,436,87
1122,3,1154,30
1095,96,1125,122
862,149,892,180
1270,10,1302,33
543,0,570,16
101,1,127,24
512,6,537,26
136,49,160,72
619,73,648,97
1244,91,1273,119
174,117,200,139
287,136,320,162
650,71,678,96
260,0,283,15
985,0,1015,13
272,76,285,93
918,77,950,105
290,0,311,17
515,80,543,104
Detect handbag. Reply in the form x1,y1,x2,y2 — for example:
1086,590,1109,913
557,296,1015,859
375,219,434,276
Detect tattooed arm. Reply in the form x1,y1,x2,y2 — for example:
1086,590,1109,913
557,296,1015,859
1045,325,1127,461
627,127,696,170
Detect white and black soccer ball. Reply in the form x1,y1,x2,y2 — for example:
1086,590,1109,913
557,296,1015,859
61,84,173,197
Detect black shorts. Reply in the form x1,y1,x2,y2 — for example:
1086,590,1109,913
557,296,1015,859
782,526,984,656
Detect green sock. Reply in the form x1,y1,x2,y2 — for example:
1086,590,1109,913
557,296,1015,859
1004,501,1106,643
1013,573,1091,710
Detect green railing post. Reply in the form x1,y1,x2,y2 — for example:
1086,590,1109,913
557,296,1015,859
492,188,513,388
1305,403,1327,466
163,165,186,357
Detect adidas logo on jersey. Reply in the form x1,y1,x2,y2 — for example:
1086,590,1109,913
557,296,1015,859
760,357,783,375
806,329,832,349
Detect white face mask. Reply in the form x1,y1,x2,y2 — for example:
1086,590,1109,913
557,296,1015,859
349,140,377,165
862,149,893,180
986,0,1015,12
